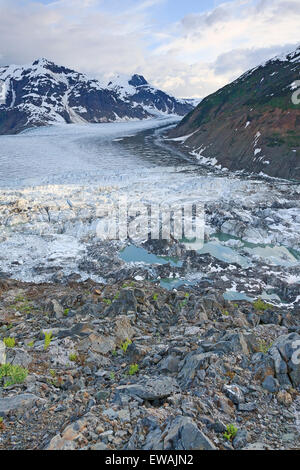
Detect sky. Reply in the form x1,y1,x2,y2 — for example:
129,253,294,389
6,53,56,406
0,0,299,98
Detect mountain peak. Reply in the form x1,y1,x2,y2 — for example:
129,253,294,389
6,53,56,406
32,58,54,67
128,74,148,87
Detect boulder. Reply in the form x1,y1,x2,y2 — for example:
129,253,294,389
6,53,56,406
116,377,179,402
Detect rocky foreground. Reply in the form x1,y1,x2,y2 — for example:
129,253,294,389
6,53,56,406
0,276,299,450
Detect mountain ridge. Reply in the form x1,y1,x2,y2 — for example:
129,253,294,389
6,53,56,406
169,46,300,181
0,58,193,135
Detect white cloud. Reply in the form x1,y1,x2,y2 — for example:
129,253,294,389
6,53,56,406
0,0,299,98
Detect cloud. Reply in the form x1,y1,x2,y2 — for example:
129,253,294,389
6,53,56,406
0,0,299,98
212,44,298,76
149,0,300,96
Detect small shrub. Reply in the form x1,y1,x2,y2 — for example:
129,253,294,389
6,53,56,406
44,331,53,351
257,339,273,354
11,296,34,315
0,364,28,387
253,299,272,312
129,364,139,376
3,337,16,348
120,339,132,354
122,282,135,288
224,424,238,441
110,372,115,381
69,353,78,362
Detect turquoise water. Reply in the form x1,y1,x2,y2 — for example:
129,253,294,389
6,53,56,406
119,244,182,267
197,241,250,268
119,236,299,301
223,291,254,302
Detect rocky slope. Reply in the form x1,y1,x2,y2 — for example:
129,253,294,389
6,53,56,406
169,46,300,181
0,59,193,135
0,276,299,450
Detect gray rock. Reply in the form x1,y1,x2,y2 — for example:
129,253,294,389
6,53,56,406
46,299,64,318
261,310,281,325
178,352,215,387
0,341,6,364
163,416,217,450
91,442,108,450
207,419,227,434
159,354,180,373
111,289,137,315
242,442,272,450
116,377,179,401
214,332,258,356
0,394,42,414
232,429,249,449
238,402,257,412
262,375,279,393
6,348,33,368
269,333,300,387
223,384,245,405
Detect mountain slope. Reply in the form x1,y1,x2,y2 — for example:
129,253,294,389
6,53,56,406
0,59,193,135
107,74,193,116
169,46,300,181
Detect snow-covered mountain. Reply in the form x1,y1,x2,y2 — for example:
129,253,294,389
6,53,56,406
107,73,194,116
0,58,194,135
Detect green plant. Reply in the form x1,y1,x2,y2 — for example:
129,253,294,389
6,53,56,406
153,294,158,301
0,364,28,387
253,299,272,312
48,370,64,388
224,424,238,441
129,364,139,376
113,292,120,300
11,296,35,315
69,353,78,362
120,339,132,354
257,339,273,354
102,298,112,305
122,281,135,288
44,331,53,351
3,337,16,348
178,293,190,309
27,341,34,348
112,349,117,357
63,308,70,317
110,372,115,381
